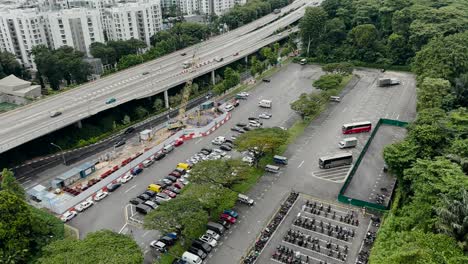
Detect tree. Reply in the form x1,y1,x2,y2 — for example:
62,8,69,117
290,93,324,119
32,45,63,90
348,23,379,48
313,74,343,90
223,67,240,89
1,168,25,199
122,115,131,125
213,82,226,95
117,54,144,70
417,78,453,110
299,7,328,56
453,73,468,107
144,197,208,240
435,189,468,250
182,184,237,217
153,98,164,111
134,106,149,119
90,42,116,65
235,127,289,159
38,230,143,264
0,51,26,79
322,62,353,75
383,139,418,178
189,159,250,188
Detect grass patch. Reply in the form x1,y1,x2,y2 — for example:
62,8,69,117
0,102,18,112
337,75,353,91
64,224,79,240
232,168,264,193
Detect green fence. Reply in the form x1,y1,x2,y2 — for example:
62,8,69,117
337,118,408,211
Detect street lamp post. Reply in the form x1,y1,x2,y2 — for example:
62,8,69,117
50,142,66,165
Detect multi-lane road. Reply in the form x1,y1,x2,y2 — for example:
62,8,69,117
0,0,318,153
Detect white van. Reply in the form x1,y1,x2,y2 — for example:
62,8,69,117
182,251,202,264
163,144,174,153
338,137,358,149
265,164,280,173
143,159,154,167
259,99,272,108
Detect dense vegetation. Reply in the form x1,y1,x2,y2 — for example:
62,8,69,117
0,51,29,80
298,0,468,262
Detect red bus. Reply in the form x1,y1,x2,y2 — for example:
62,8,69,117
342,121,372,134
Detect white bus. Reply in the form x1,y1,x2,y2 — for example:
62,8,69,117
319,152,353,169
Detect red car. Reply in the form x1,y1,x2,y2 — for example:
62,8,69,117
169,171,182,178
220,213,237,224
172,182,185,189
163,189,177,198
174,139,184,147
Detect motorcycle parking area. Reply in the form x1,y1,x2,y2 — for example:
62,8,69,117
254,193,375,264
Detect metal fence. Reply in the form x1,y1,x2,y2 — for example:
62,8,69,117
337,118,408,211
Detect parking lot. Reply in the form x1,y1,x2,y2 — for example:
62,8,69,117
343,125,407,206
255,193,372,264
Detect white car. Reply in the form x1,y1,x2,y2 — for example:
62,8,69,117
238,92,249,97
75,200,94,212
259,113,272,119
224,104,234,112
223,155,232,160
180,178,190,185
120,172,134,183
150,240,167,252
94,191,109,202
212,136,226,145
213,149,227,157
249,121,262,127
242,156,254,164
60,211,77,222
200,234,218,247
205,230,221,241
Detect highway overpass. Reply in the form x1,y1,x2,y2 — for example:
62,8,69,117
0,0,317,153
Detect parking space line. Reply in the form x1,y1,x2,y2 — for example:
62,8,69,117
125,184,138,193
298,160,304,168
282,241,346,262
118,223,128,234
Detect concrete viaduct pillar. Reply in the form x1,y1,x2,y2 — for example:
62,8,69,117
164,90,169,108
211,70,216,85
75,120,82,128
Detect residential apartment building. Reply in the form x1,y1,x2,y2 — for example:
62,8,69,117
47,8,104,56
0,8,49,70
105,0,162,46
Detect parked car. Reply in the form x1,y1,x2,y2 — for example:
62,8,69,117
219,144,232,151
180,178,190,185
144,190,157,198
224,139,234,144
163,189,177,198
213,149,227,157
144,200,158,209
172,182,185,189
262,78,271,82
231,126,244,133
223,209,238,218
143,159,154,167
75,200,93,212
169,170,182,178
220,213,237,224
155,180,171,189
212,136,226,145
162,179,173,185
159,236,176,246
107,182,122,192
129,197,145,205
150,240,167,252
243,126,252,132
154,152,166,161
248,117,260,121
259,112,272,119
124,127,135,134
94,191,109,201
205,230,221,241
167,186,181,194
137,193,151,201
199,234,218,247
200,148,212,155
192,240,212,253
188,247,207,259
165,176,178,183
224,104,234,112
120,172,134,183
236,122,247,127
156,192,171,201
60,211,77,222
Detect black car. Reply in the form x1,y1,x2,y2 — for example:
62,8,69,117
224,139,234,144
114,140,126,148
165,176,178,182
154,152,166,161
145,190,157,197
262,78,271,82
243,126,252,132
107,182,122,192
231,126,243,133
167,186,181,194
159,236,176,246
220,144,232,151
217,220,231,229
174,168,186,175
137,193,151,201
155,180,170,189
201,148,212,154
248,117,260,121
192,239,212,254
129,197,145,205
236,122,247,127
188,247,207,259
124,127,135,134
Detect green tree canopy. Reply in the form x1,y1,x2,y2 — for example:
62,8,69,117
223,67,240,89
38,230,143,264
182,184,237,217
417,78,453,111
234,127,288,155
189,159,251,188
1,168,25,199
299,7,328,56
313,74,343,90
291,93,324,119
435,189,468,250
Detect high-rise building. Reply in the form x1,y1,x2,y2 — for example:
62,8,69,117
105,0,162,46
0,8,49,70
47,8,104,56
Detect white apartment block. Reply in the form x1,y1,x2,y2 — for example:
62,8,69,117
0,9,49,70
47,8,104,56
105,0,162,46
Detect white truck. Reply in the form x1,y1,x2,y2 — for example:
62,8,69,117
259,99,272,108
378,78,401,87
338,137,358,148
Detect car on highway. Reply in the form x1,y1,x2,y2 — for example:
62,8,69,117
75,200,94,212
259,112,272,119
107,182,122,192
199,234,218,247
219,144,232,151
142,71,150,75
94,191,108,201
106,98,116,104
49,111,62,118
150,240,168,252
233,52,239,56
181,52,187,56
224,104,234,112
114,140,126,148
61,211,77,222
220,213,237,224
212,136,226,145
231,126,244,133
124,127,135,134
163,189,177,198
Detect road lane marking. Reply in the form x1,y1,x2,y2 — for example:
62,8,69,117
142,230,150,237
118,223,128,234
125,184,138,193
195,138,203,144
298,160,304,168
